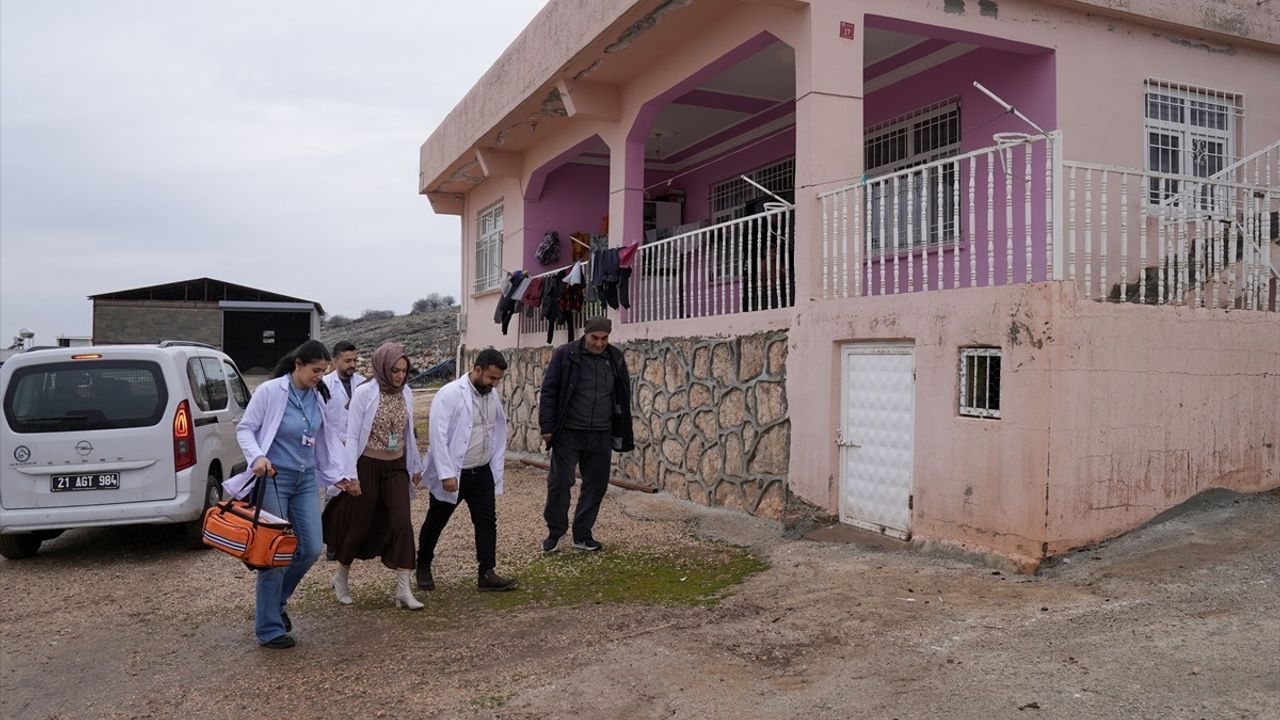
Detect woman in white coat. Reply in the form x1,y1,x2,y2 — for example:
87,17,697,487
321,342,426,610
225,339,345,649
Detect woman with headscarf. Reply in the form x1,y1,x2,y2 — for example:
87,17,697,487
322,342,426,610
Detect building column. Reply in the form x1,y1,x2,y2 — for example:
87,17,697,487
792,6,864,303
605,129,647,252
788,7,864,513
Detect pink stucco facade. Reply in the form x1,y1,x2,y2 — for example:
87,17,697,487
421,0,1280,568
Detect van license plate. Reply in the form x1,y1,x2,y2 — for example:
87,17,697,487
51,473,121,492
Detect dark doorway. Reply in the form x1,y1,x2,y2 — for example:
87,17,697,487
221,311,311,374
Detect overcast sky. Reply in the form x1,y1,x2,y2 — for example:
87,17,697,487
0,1,548,345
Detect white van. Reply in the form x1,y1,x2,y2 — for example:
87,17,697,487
0,342,253,559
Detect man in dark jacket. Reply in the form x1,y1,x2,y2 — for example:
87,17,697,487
538,316,634,552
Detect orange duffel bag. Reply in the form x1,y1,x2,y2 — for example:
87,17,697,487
202,471,297,570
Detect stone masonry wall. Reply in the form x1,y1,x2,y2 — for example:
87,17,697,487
475,330,790,520
93,302,222,346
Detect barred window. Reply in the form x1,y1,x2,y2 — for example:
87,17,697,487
474,200,504,293
1143,80,1241,204
709,157,794,222
959,347,1000,419
865,99,962,249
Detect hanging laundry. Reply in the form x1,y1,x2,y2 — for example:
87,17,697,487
493,270,525,335
522,276,545,309
565,260,586,286
535,230,561,266
541,271,577,344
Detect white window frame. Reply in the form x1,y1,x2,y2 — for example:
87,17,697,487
1143,79,1242,205
959,347,1001,419
865,99,962,250
474,200,504,293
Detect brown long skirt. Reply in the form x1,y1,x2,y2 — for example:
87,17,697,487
322,454,415,569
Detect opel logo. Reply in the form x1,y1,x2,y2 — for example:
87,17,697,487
75,440,94,456
14,445,30,462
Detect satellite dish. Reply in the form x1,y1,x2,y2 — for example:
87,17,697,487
18,329,34,339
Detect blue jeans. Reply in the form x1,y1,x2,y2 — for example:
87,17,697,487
254,467,322,644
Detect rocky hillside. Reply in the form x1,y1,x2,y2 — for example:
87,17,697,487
316,307,458,377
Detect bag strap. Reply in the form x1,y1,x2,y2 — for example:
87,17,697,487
247,468,278,526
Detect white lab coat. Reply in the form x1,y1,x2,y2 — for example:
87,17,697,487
423,374,507,504
322,370,367,437
224,376,345,499
340,381,425,498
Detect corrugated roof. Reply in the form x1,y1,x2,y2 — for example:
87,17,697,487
89,277,325,315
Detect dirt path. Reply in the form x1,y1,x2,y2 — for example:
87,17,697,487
1,469,1275,720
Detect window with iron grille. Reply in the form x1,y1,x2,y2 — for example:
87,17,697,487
959,347,1000,419
1143,80,1241,205
709,157,794,222
474,200,504,293
865,99,962,250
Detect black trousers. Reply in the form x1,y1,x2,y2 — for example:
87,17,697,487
416,463,497,575
543,428,611,541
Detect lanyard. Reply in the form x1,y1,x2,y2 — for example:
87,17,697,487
287,384,317,436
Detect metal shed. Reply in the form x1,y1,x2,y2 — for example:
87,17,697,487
90,277,325,373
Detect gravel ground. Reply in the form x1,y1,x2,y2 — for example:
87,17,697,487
2,452,1276,719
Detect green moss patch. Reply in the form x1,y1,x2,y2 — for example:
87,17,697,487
291,542,766,623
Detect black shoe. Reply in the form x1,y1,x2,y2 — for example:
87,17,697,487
478,570,518,592
541,535,561,553
572,537,602,552
416,566,436,591
281,610,292,633
261,634,296,649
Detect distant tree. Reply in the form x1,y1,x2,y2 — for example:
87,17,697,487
412,292,456,313
325,314,352,327
360,308,395,320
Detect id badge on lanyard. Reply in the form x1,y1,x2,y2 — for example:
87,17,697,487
387,432,400,452
301,433,316,448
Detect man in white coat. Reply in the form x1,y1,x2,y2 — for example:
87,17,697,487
416,348,517,592
321,341,366,434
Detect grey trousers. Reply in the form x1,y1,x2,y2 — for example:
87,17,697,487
543,428,612,541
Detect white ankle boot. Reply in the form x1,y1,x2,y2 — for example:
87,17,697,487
394,570,424,611
332,565,353,605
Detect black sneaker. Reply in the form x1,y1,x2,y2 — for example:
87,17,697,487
541,535,561,553
261,634,296,649
572,538,602,552
478,570,518,592
416,566,436,591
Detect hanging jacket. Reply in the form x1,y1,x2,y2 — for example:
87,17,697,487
493,270,524,335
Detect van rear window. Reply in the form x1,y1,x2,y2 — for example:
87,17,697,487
4,360,169,433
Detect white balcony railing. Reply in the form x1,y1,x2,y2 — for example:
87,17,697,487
625,206,795,324
819,132,1278,312
1062,162,1277,310
819,132,1062,299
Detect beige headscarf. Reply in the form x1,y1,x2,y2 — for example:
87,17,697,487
370,342,408,395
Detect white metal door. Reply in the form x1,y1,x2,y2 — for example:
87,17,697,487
839,343,915,539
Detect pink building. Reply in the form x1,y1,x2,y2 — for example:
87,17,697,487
419,0,1279,569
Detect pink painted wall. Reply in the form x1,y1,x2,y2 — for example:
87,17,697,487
1042,299,1280,553
786,282,1280,568
522,162,610,271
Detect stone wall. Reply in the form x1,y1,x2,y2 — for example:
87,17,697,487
478,330,791,520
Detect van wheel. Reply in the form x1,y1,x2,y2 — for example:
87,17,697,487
0,533,43,560
185,472,222,550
